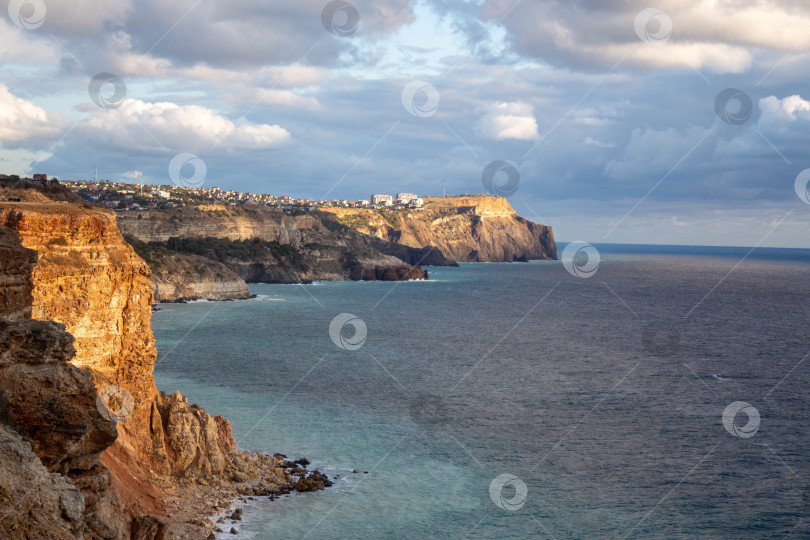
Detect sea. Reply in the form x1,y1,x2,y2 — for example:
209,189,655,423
151,244,810,539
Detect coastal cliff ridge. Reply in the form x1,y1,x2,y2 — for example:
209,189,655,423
0,198,328,538
321,194,557,263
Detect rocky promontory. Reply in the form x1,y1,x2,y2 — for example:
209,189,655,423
115,196,554,302
322,194,557,262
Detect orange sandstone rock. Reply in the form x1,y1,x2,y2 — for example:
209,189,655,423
322,194,557,262
0,199,310,538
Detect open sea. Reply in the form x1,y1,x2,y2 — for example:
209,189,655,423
152,244,810,539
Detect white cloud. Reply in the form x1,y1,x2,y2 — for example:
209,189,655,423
753,94,810,141
625,42,752,74
72,31,324,110
674,1,810,51
584,137,615,148
83,33,327,98
476,101,539,141
480,0,810,73
222,88,321,110
77,99,291,152
0,19,60,66
258,65,330,88
0,84,63,148
0,148,53,176
124,0,415,68
758,95,810,122
173,63,329,89
713,94,810,158
92,31,171,77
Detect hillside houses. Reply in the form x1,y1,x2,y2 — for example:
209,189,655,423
60,179,425,212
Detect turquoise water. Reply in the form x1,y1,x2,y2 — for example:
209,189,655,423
152,251,810,539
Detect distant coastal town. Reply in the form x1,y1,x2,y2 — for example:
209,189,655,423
54,177,425,212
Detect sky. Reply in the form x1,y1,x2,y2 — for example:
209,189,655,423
1,0,809,247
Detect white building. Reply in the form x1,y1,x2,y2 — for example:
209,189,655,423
408,198,424,208
370,194,393,205
396,192,417,203
356,200,369,206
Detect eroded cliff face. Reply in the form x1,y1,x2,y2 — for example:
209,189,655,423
118,205,431,293
0,226,36,320
0,200,318,538
0,229,124,538
0,319,124,539
148,252,250,302
0,203,158,467
116,196,551,301
322,195,557,262
117,204,304,244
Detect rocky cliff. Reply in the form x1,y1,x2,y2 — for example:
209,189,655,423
0,318,124,539
116,196,552,302
322,194,557,262
0,226,36,319
0,203,159,463
146,252,250,303
116,204,300,244
0,200,330,538
0,220,125,538
117,205,432,301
